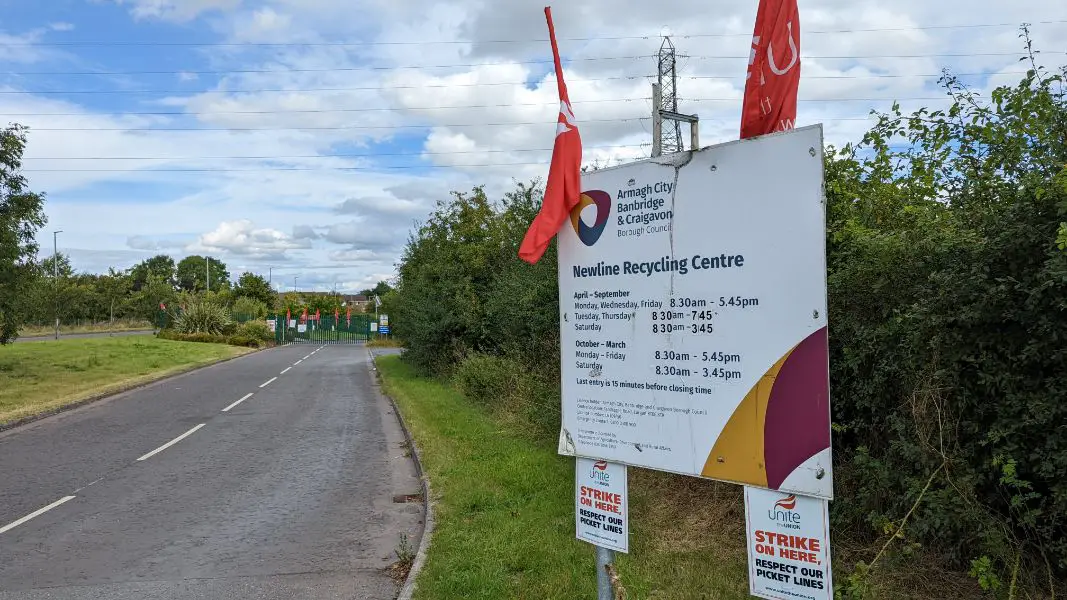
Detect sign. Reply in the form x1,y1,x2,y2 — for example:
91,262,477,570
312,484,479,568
370,322,378,332
744,487,832,600
297,323,307,333
288,319,297,328
379,314,389,326
379,325,391,335
575,458,628,553
556,126,832,499
266,319,276,331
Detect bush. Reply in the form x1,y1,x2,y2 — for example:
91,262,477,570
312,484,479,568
174,301,232,335
226,334,256,348
453,354,560,438
233,296,269,320
157,328,261,348
236,320,274,344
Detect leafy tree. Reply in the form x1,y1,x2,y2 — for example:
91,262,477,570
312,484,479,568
233,296,268,319
233,272,275,307
40,252,73,279
176,255,229,292
359,280,393,298
0,124,47,343
130,254,175,291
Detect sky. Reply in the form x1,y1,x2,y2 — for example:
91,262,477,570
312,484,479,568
2,0,1064,293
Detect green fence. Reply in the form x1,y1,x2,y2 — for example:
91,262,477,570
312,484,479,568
270,314,373,345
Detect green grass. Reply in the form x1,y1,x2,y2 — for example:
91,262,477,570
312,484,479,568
375,356,751,600
19,319,153,337
0,336,251,425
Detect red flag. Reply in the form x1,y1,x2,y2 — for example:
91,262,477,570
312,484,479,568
159,302,166,310
346,306,351,326
334,308,340,322
301,307,308,321
286,308,291,322
315,309,320,321
517,6,583,264
740,0,800,138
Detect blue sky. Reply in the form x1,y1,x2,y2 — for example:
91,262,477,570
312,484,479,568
2,0,1064,291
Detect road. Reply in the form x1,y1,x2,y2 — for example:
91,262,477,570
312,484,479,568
15,329,154,342
0,343,422,599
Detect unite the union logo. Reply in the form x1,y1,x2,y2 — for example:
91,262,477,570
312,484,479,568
570,190,612,246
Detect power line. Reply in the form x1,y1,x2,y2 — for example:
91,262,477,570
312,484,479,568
0,71,1026,95
6,20,1065,47
21,143,650,160
1,52,1040,77
1,95,964,117
21,116,653,131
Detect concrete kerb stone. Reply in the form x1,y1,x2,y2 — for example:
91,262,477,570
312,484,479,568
368,349,434,600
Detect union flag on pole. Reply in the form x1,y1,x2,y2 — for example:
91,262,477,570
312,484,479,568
740,0,801,139
518,6,583,264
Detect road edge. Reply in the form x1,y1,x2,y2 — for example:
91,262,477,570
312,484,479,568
0,346,263,434
369,350,434,600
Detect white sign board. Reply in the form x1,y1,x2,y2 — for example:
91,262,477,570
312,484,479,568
379,314,389,326
557,126,832,499
370,322,378,332
575,458,628,553
288,319,297,328
266,319,276,331
297,323,307,333
744,487,832,600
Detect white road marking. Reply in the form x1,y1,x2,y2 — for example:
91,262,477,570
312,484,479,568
259,377,278,388
222,393,254,412
136,424,205,461
0,496,77,535
280,367,291,375
294,359,303,365
303,355,311,360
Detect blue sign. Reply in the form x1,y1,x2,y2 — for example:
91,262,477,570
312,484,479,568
379,325,391,334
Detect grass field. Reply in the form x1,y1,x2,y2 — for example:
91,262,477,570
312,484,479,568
0,337,251,425
374,355,751,600
19,319,153,338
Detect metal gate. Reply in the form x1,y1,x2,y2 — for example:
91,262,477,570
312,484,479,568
272,314,373,345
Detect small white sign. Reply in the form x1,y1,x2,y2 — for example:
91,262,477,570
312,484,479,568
379,314,389,326
744,487,833,600
576,458,628,553
297,324,307,333
288,319,297,328
266,319,276,331
370,322,378,332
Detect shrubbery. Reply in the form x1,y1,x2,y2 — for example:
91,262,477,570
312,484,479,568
173,301,232,335
391,59,1067,591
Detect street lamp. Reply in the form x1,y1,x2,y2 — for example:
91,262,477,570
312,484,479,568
268,266,273,289
293,276,299,293
53,230,62,339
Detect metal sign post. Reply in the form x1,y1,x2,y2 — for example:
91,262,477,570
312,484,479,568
596,546,614,599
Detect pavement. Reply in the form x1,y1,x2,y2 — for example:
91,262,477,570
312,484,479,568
0,343,423,599
14,329,155,342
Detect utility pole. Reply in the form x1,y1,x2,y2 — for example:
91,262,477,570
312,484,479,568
53,230,62,340
268,266,273,289
206,256,211,292
293,276,299,293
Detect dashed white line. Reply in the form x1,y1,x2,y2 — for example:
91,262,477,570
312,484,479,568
303,355,311,360
137,424,205,461
222,393,254,412
280,367,291,375
260,377,278,388
0,496,77,535
294,359,303,365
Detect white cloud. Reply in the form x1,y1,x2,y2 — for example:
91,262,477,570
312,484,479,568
49,22,75,32
186,219,311,259
111,0,243,22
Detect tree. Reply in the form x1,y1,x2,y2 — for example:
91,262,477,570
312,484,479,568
130,254,175,291
359,280,393,298
0,125,47,343
176,255,229,292
233,272,275,307
40,252,73,279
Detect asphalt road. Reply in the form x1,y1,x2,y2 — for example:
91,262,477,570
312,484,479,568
0,343,422,599
15,329,155,342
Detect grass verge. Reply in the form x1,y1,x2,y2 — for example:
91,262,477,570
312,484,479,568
19,319,153,337
375,355,751,600
0,336,252,425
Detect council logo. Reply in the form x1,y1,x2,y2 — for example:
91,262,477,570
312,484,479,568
570,190,612,246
